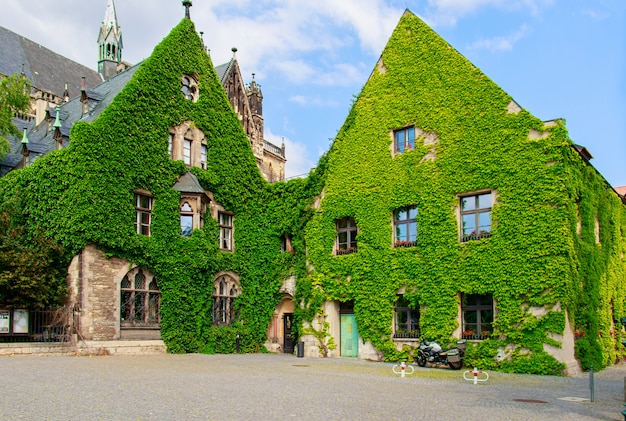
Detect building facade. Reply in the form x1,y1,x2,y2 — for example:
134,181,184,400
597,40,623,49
0,4,623,376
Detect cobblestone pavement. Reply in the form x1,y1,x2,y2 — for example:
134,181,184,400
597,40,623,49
0,353,624,420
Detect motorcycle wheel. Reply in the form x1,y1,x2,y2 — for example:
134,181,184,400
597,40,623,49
448,360,463,370
417,356,427,367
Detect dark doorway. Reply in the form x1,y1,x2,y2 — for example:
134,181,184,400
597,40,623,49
283,313,294,353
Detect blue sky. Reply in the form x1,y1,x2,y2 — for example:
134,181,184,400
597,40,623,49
1,0,624,186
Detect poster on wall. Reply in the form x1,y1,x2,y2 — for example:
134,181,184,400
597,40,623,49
0,311,9,333
12,309,28,334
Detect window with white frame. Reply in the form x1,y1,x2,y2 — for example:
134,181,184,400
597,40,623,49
200,144,207,169
134,192,153,236
219,212,233,251
393,205,418,247
336,217,357,255
183,138,192,166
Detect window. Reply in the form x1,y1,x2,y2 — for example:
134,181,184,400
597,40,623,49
213,274,240,325
181,74,199,102
336,217,357,255
460,192,492,242
120,268,160,328
394,206,418,247
280,234,293,254
219,212,233,251
200,144,207,169
134,192,153,236
168,133,173,158
394,296,420,339
394,126,415,154
461,293,493,339
183,138,191,166
180,201,193,237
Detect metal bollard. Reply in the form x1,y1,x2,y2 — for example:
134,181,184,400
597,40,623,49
590,365,594,403
236,333,240,353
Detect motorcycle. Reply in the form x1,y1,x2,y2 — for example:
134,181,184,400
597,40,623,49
415,338,466,370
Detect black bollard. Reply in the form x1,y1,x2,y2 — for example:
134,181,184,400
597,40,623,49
236,333,240,353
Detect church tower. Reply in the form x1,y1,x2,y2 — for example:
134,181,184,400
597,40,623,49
97,0,123,80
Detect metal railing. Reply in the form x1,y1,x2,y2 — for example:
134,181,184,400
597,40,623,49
0,305,77,343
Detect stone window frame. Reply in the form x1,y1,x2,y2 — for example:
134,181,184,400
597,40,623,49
168,122,207,169
212,272,241,326
335,216,358,255
458,190,494,242
134,189,153,236
393,205,418,248
393,125,415,154
180,201,194,237
181,74,199,102
120,267,160,328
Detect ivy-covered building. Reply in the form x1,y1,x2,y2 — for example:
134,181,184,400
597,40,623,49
295,10,626,375
0,4,624,376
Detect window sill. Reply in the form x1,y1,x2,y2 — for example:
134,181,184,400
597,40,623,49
394,241,417,248
336,248,358,256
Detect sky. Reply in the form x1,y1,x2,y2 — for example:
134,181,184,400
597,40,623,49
1,0,624,186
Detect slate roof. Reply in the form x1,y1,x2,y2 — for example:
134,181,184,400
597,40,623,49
1,62,141,175
0,26,102,97
214,59,234,84
172,171,208,195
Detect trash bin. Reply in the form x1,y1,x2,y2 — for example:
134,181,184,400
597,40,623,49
297,341,304,358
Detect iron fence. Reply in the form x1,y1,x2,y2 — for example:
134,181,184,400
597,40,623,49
0,305,77,343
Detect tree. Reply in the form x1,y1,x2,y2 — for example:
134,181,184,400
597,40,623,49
0,73,31,160
0,198,68,308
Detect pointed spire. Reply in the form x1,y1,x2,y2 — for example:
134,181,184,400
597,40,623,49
183,0,192,19
20,129,29,163
21,128,29,145
98,0,123,80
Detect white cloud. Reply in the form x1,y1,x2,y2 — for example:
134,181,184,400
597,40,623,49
265,128,316,179
467,24,530,52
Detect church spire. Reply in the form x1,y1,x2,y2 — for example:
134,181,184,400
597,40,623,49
97,0,123,80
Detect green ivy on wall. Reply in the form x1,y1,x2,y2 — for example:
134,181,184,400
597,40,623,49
0,12,623,376
294,11,626,373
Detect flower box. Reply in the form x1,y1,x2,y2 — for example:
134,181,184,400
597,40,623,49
394,240,417,248
336,247,358,255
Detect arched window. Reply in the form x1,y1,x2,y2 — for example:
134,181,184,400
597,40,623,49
120,268,160,328
212,274,240,325
180,201,193,237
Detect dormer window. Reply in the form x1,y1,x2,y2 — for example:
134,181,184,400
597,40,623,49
181,74,199,102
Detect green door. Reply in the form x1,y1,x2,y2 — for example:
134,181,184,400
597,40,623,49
340,314,358,357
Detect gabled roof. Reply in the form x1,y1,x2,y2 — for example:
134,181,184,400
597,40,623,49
0,26,102,97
